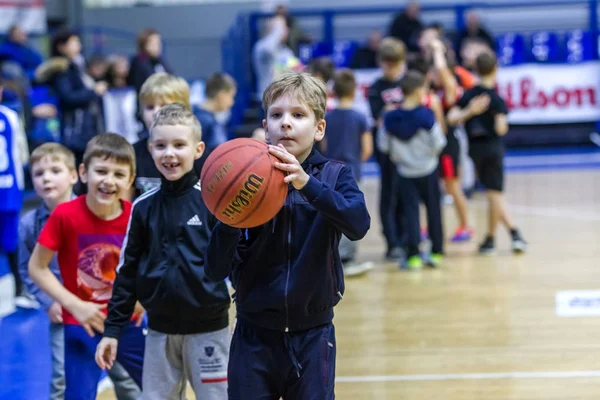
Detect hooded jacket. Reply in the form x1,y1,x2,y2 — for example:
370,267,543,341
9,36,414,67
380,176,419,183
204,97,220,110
384,106,447,178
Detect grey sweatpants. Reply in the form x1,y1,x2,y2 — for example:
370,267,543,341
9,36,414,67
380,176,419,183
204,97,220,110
49,322,141,400
141,327,230,400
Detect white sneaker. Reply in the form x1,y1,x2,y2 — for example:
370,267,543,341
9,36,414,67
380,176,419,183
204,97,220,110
343,261,374,277
15,293,40,309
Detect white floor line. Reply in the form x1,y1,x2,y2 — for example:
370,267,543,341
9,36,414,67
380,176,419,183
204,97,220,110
99,370,600,393
335,370,600,383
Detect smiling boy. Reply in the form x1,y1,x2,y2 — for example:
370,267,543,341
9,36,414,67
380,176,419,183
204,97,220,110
97,104,231,400
28,133,145,400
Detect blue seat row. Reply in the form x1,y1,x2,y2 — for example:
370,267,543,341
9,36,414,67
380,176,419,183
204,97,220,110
298,30,598,68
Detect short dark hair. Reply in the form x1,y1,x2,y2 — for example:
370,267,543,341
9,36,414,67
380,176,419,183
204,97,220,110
400,70,425,96
137,28,160,53
333,69,356,99
476,51,497,76
82,133,136,177
205,73,236,99
51,29,78,58
308,57,335,83
407,53,432,75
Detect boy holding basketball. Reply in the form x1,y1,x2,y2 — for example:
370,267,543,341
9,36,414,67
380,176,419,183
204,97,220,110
207,71,371,399
97,104,231,400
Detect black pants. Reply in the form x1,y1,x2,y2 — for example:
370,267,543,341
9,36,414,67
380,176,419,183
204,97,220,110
377,153,404,251
398,170,444,258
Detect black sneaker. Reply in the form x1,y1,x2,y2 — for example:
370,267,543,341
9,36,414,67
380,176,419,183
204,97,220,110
478,236,496,255
385,246,405,262
510,229,527,254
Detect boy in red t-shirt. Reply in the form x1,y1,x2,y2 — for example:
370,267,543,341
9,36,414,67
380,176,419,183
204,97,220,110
28,133,145,400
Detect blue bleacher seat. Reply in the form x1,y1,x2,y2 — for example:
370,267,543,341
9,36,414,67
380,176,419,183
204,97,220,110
565,30,595,63
528,31,560,63
496,33,526,66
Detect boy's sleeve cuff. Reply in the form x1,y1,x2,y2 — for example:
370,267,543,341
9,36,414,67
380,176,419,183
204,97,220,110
299,176,323,202
103,325,122,339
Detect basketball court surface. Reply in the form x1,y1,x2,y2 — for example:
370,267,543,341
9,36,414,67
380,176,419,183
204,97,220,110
3,148,600,399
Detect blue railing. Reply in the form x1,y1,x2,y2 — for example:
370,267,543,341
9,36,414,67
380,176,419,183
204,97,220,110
222,0,600,126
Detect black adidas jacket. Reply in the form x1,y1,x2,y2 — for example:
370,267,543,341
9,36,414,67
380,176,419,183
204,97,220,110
104,170,230,338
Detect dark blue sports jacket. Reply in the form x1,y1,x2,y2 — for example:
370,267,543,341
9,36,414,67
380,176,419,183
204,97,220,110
206,149,370,332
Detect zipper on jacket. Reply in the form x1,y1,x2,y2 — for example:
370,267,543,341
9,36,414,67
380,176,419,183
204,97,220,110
284,193,292,332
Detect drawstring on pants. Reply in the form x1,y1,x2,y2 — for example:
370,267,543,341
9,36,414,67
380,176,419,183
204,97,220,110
283,332,302,378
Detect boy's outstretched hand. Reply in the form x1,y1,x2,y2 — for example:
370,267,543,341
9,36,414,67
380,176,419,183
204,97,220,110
96,337,118,370
70,300,106,337
269,144,310,190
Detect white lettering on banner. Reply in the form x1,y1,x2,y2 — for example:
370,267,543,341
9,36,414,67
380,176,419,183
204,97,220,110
352,62,600,125
556,291,600,317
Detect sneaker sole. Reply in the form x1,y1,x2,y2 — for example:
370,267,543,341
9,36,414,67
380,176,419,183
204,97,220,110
479,249,497,256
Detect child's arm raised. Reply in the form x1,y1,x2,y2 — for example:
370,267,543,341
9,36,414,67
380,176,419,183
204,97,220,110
29,244,106,337
269,144,370,241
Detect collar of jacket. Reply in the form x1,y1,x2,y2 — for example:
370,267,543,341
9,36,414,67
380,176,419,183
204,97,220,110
300,147,328,174
161,169,199,195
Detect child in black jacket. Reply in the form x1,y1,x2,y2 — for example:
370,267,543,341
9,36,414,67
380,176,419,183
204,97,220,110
97,104,231,399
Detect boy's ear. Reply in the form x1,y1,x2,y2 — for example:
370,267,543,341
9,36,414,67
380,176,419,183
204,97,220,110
195,141,206,160
262,119,270,142
314,119,326,142
69,168,78,185
78,163,87,184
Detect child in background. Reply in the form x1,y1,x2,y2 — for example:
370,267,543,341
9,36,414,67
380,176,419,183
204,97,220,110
324,69,373,276
447,52,527,255
194,72,237,169
384,71,447,269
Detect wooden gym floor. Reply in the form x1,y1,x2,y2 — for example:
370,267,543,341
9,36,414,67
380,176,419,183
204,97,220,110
97,167,600,399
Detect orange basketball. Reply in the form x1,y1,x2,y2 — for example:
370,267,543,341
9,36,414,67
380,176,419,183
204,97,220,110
200,138,288,228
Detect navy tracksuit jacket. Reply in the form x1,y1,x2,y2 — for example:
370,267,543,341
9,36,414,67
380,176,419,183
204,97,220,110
207,149,370,399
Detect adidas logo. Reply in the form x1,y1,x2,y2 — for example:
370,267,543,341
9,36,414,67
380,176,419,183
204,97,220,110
187,215,203,226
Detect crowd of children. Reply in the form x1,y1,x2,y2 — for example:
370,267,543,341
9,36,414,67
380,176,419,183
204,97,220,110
0,11,530,400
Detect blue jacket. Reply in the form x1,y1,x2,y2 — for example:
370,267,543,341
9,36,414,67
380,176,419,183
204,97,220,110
206,150,370,332
18,203,61,311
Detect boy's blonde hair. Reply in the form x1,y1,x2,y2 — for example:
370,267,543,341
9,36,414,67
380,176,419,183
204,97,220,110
262,71,328,121
30,142,76,171
139,73,191,109
82,133,136,176
378,37,406,64
150,103,202,142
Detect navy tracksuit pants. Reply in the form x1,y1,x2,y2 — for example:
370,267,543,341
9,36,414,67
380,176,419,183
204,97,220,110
378,153,404,251
228,322,336,400
397,170,444,258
